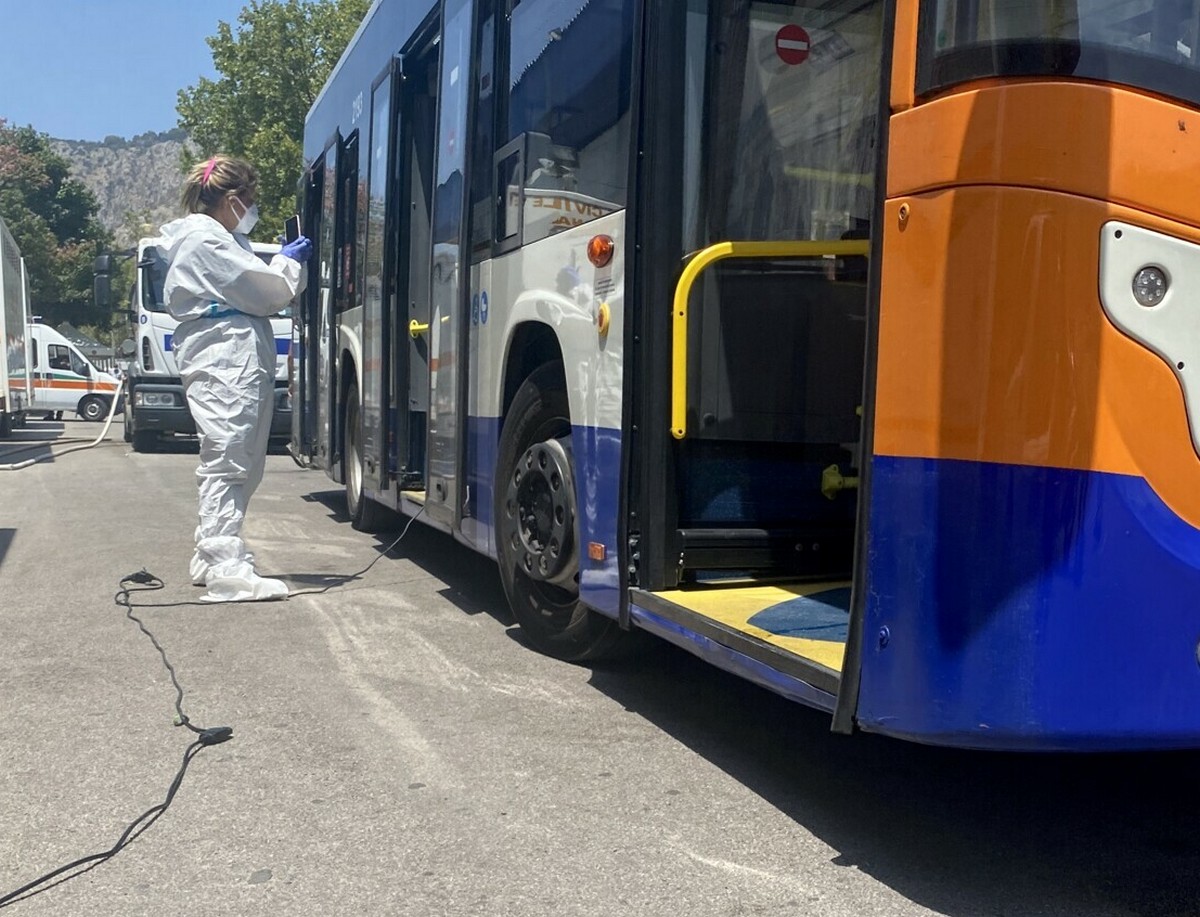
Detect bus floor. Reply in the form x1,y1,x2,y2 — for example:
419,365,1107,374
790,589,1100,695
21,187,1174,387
630,579,849,676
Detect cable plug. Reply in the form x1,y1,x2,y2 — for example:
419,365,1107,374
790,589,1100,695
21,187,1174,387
198,726,234,746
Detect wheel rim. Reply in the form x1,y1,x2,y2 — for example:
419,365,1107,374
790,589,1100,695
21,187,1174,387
502,433,579,602
83,399,103,421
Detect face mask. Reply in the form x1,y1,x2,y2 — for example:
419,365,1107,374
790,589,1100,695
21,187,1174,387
230,196,259,235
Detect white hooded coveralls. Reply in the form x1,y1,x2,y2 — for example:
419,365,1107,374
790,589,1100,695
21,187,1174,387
153,214,306,594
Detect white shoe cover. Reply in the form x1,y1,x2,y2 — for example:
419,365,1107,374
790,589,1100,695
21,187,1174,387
191,549,255,586
199,558,287,603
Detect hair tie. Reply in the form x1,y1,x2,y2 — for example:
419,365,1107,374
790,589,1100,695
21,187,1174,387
201,157,217,185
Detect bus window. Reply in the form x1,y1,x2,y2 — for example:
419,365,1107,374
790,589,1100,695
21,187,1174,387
504,0,635,244
469,1,497,259
921,0,1200,106
336,132,359,311
683,0,884,249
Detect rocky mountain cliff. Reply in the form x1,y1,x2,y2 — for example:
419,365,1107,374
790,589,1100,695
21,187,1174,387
51,130,190,248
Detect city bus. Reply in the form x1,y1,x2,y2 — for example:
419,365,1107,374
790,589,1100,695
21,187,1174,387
292,0,1200,751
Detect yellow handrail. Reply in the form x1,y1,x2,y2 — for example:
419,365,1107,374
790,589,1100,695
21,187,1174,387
671,240,871,440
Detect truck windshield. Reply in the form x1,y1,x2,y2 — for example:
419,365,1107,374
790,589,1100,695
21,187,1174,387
141,248,292,318
921,0,1200,107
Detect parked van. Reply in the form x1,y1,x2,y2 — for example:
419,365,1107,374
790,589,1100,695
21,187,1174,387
27,322,121,421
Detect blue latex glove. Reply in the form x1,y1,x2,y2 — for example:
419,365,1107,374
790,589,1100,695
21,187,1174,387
281,235,313,263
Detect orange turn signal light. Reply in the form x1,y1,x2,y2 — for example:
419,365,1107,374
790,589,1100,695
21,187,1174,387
587,234,614,268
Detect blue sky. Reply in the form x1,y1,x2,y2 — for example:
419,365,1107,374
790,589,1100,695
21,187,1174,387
0,1,251,141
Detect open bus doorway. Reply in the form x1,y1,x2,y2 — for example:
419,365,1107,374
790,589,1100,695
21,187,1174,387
628,0,886,693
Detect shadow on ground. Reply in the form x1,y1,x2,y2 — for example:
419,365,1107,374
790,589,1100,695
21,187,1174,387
296,487,1199,916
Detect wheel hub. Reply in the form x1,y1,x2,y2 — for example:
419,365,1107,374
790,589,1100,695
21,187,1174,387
504,436,576,588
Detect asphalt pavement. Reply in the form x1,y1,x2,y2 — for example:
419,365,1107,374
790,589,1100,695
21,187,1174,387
1,417,1198,917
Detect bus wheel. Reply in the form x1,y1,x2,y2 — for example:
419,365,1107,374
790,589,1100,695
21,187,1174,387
80,396,107,422
344,381,388,531
495,362,621,662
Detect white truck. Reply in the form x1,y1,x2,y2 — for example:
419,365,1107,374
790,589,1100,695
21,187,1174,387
115,238,293,452
0,216,32,437
26,321,122,421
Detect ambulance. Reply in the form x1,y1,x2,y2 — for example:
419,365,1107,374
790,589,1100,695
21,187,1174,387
26,322,122,421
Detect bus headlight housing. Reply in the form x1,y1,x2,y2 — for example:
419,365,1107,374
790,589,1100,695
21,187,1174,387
1132,266,1168,307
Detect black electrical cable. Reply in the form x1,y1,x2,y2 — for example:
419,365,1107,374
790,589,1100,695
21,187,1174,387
288,504,426,597
114,571,234,742
0,741,205,908
0,571,232,909
1,506,425,906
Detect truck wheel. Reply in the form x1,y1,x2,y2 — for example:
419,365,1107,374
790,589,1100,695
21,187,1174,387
131,430,159,453
79,396,107,422
494,362,621,662
344,382,388,531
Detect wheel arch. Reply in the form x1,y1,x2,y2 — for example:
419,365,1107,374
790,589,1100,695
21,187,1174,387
500,321,565,421
338,346,358,472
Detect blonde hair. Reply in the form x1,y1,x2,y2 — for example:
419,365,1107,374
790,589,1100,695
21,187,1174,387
181,154,258,215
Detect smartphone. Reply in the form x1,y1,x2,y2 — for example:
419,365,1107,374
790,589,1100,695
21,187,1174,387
284,214,301,243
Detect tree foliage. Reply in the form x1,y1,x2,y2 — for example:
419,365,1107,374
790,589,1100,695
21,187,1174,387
0,120,112,318
177,0,370,240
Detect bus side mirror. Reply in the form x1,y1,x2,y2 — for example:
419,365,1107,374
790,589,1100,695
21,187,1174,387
93,254,113,310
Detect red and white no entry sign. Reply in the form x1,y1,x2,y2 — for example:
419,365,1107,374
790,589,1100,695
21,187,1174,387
776,24,810,65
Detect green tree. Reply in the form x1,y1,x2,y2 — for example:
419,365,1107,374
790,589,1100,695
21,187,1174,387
0,121,113,326
177,0,370,240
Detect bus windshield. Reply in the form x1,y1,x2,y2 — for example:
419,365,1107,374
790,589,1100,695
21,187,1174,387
922,0,1200,106
681,0,885,250
141,247,292,318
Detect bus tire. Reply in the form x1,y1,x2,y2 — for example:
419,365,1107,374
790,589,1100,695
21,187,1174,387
494,362,621,662
131,429,159,453
344,381,388,532
80,396,107,422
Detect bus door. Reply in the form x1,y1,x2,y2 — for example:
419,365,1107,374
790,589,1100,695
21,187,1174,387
423,0,473,530
669,1,883,587
627,1,886,691
332,132,359,479
390,32,439,493
292,162,324,462
312,140,340,473
361,62,399,495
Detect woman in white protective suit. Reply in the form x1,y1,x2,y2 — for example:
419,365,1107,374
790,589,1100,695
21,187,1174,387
154,155,313,602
